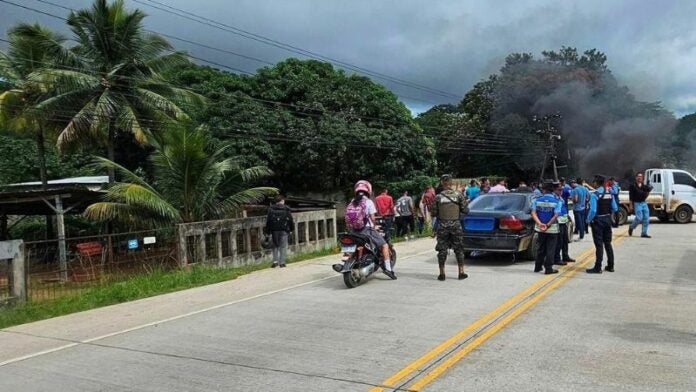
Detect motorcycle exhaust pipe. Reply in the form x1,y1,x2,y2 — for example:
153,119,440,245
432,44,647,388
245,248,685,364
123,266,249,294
359,263,374,276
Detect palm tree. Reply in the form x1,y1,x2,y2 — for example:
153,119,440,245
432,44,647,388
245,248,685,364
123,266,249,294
0,23,77,187
84,125,278,226
33,0,203,182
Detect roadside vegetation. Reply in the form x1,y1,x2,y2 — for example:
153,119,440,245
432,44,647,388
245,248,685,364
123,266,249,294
0,245,339,329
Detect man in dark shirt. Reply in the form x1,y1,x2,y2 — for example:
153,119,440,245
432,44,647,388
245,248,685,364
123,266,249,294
628,172,653,238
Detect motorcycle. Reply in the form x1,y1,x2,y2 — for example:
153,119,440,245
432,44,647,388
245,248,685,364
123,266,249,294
332,219,397,288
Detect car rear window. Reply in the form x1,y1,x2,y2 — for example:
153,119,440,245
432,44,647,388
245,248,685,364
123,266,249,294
469,194,528,212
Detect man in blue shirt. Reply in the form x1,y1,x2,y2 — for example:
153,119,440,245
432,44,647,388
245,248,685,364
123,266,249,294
465,180,480,201
571,178,589,241
531,181,562,275
586,175,619,273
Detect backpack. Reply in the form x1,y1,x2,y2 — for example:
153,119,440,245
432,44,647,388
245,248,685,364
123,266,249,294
268,206,290,232
345,199,368,230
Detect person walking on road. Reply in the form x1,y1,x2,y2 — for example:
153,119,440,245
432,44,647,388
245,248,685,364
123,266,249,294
432,174,469,281
586,175,619,274
628,172,653,238
264,195,295,268
571,178,589,241
395,190,415,239
375,188,395,242
420,186,436,225
531,181,562,275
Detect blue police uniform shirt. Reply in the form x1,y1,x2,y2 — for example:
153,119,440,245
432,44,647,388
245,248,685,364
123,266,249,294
571,186,588,211
586,187,618,222
562,184,572,203
530,193,562,233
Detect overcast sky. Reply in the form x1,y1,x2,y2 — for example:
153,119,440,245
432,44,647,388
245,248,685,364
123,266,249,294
2,0,696,117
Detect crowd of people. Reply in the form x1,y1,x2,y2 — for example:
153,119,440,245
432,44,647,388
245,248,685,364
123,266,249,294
267,172,652,281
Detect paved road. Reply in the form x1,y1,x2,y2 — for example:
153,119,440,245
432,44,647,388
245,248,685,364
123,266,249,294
1,219,695,391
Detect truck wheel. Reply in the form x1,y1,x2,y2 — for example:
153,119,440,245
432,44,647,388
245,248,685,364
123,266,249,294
617,206,629,226
673,205,693,224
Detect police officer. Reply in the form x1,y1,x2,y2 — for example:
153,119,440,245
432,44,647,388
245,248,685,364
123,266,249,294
586,175,619,273
431,174,469,281
554,182,575,265
531,181,562,275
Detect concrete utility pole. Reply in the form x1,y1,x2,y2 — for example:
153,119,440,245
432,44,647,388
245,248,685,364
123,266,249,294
534,113,562,182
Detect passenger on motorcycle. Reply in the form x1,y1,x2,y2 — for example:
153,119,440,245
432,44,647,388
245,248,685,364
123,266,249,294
347,180,396,280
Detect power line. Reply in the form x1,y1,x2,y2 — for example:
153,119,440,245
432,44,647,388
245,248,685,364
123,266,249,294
0,47,544,147
131,0,463,100
27,0,451,107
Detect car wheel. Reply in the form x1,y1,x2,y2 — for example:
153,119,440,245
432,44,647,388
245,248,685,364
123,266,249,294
673,205,693,224
521,232,538,260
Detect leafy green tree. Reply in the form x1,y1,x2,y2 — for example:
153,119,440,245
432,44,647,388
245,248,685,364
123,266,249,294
84,124,277,226
0,23,78,187
32,0,203,182
166,60,436,193
0,134,93,185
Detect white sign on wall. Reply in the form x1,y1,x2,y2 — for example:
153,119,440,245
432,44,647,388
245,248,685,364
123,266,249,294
143,236,157,245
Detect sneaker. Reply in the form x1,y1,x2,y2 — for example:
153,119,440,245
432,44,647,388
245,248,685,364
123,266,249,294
458,272,468,280
605,266,614,272
534,267,543,273
586,268,602,274
280,264,287,268
563,258,576,263
545,269,559,275
554,261,568,266
628,227,633,236
271,263,279,268
384,270,397,280
641,234,651,238
437,273,446,281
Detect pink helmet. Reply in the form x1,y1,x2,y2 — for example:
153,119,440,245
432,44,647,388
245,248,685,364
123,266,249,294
354,180,372,196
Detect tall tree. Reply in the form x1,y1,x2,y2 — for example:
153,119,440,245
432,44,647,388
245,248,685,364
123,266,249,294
33,0,203,182
0,23,77,188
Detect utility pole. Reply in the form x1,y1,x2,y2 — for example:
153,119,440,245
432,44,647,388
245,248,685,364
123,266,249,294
534,113,562,182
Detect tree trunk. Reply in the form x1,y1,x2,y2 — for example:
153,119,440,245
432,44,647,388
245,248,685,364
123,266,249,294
107,125,116,183
37,128,48,189
37,128,54,240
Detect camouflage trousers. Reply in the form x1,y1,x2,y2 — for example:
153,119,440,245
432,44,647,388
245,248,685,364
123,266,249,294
435,220,465,266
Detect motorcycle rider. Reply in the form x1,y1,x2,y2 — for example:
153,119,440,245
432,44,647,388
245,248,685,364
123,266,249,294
432,174,469,281
348,180,396,280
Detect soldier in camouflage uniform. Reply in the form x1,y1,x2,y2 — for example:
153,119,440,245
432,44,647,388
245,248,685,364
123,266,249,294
431,174,469,281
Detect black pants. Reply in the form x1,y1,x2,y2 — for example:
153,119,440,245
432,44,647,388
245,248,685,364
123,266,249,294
535,232,558,272
591,215,614,270
396,215,414,236
380,215,394,243
554,223,570,262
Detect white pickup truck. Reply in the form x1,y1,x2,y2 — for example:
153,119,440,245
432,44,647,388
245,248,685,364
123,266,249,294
616,168,696,224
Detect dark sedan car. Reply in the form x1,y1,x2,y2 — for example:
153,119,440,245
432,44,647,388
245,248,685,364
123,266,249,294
461,192,574,260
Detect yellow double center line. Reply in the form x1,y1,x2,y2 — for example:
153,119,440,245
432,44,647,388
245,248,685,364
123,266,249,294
370,231,626,391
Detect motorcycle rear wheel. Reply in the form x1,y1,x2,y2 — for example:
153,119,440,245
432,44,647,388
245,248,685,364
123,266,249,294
343,270,362,288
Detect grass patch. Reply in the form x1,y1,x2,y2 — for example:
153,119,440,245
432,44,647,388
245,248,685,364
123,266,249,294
0,246,340,329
